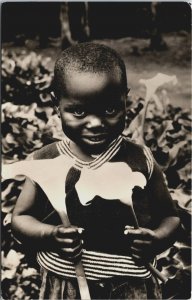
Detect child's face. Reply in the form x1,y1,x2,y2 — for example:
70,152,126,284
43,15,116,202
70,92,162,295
58,70,127,154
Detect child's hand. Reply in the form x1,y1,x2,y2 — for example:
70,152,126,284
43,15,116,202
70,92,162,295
51,225,83,262
124,226,157,264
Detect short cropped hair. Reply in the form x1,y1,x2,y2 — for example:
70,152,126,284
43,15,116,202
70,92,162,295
53,42,128,99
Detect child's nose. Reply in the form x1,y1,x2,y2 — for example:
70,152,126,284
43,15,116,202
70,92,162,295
86,115,104,128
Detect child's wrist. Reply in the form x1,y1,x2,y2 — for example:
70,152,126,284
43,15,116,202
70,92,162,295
40,224,56,244
153,228,170,255
153,227,169,242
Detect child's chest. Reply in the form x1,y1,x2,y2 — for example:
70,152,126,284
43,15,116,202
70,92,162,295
65,167,152,230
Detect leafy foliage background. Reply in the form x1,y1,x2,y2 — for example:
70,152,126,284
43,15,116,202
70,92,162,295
1,49,191,300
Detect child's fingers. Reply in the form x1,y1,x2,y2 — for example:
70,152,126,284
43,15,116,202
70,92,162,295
57,226,84,238
132,253,141,261
56,237,80,247
131,252,143,264
61,241,83,261
124,228,143,235
124,227,155,240
68,249,83,263
57,226,78,235
131,244,151,256
124,225,135,230
131,245,142,255
124,228,141,236
131,241,155,263
131,246,148,264
77,228,84,234
61,242,82,254
133,240,152,247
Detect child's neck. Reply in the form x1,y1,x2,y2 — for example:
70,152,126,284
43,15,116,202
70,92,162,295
69,141,99,162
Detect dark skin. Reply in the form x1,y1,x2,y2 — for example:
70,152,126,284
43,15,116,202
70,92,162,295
12,70,180,263
125,160,180,264
58,71,127,156
125,218,179,264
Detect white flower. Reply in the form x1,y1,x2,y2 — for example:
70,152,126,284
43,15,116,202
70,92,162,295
2,249,24,269
2,268,17,280
22,267,38,278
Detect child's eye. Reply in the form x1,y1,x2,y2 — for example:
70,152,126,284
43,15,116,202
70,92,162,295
73,109,86,117
105,107,116,116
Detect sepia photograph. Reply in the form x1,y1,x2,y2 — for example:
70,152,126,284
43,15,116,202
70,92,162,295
1,1,191,299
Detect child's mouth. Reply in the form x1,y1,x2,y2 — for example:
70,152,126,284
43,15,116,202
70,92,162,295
82,135,107,144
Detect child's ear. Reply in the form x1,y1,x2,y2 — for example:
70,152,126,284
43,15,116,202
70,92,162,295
125,88,131,110
126,88,131,96
50,92,60,118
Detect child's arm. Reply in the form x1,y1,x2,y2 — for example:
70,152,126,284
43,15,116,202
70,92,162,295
125,216,179,263
124,162,180,263
12,177,82,262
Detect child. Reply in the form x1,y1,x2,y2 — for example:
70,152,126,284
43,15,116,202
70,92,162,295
9,43,179,299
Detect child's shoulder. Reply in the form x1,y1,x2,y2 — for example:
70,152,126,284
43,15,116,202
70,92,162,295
121,136,154,180
29,141,61,160
122,136,145,151
122,136,151,157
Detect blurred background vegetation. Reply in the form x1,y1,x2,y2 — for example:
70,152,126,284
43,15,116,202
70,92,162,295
1,2,191,299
